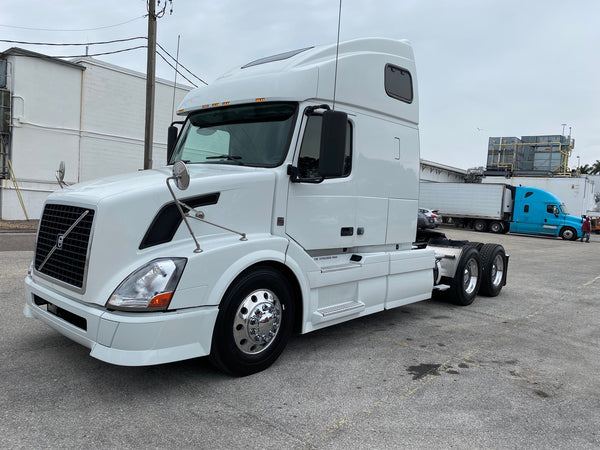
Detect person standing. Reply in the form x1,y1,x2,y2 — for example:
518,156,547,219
581,216,591,242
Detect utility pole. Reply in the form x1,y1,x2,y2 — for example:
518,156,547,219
144,0,157,170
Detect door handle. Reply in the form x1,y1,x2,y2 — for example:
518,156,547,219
394,137,400,160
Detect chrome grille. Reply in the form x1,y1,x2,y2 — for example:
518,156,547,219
34,204,95,290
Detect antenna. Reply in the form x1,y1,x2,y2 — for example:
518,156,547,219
332,0,342,111
171,35,181,123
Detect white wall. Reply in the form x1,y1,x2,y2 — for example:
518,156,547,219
1,53,191,220
420,160,466,183
79,59,189,180
10,56,82,183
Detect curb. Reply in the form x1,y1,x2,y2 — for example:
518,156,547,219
0,220,39,234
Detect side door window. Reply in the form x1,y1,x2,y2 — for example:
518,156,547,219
297,114,352,178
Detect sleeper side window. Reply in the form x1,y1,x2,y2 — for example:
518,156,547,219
297,114,352,178
524,205,530,213
384,64,413,103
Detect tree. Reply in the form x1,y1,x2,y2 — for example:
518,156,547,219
577,161,600,175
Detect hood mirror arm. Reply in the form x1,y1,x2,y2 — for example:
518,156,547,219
166,161,247,254
179,201,247,241
166,174,203,254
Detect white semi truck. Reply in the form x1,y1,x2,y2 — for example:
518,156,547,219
24,38,508,376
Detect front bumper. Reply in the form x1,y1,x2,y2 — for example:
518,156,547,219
24,275,219,366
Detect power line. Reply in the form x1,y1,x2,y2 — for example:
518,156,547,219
0,37,146,47
0,16,145,32
156,50,198,87
0,34,207,87
156,42,207,85
40,46,149,59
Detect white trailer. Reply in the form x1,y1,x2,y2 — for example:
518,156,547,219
24,38,508,376
420,183,513,222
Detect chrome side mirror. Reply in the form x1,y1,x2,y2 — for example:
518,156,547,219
172,161,190,190
55,161,69,188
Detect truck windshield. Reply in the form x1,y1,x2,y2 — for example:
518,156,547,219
170,102,298,167
560,204,569,215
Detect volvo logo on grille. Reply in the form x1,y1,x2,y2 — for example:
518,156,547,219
57,234,65,249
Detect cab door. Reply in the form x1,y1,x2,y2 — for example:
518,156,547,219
540,204,562,235
511,202,534,234
285,110,356,251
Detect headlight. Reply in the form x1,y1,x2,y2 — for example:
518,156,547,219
107,258,187,311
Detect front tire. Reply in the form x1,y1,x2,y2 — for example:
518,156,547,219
449,247,482,306
560,227,577,241
478,244,507,297
210,266,295,376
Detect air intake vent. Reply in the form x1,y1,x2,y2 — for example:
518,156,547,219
35,204,95,291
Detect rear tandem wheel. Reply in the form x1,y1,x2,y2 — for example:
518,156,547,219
449,246,482,306
478,243,507,297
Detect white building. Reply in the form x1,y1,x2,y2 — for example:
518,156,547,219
0,48,191,220
420,159,467,183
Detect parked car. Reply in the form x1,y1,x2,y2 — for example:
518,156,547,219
419,208,442,226
417,211,436,229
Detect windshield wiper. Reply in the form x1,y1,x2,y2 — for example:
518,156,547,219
205,155,243,161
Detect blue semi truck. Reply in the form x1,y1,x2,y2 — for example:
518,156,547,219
419,182,583,240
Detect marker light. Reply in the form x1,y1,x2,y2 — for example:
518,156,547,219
107,258,186,311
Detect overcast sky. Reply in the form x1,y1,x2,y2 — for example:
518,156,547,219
2,0,599,169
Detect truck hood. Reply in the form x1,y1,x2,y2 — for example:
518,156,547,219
50,164,271,204
564,213,584,227
41,164,277,304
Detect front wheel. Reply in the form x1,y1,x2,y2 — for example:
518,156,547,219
210,266,295,376
449,247,482,306
560,227,577,241
478,244,507,297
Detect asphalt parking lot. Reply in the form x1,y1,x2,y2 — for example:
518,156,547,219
1,226,599,449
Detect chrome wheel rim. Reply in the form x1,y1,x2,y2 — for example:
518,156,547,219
491,254,504,288
463,258,479,295
233,289,282,355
